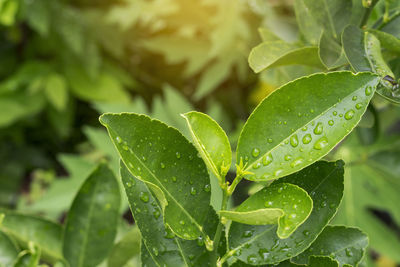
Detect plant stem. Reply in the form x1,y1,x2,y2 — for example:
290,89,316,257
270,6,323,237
211,184,229,265
227,175,243,196
360,0,380,28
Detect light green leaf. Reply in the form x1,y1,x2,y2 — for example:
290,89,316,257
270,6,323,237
182,111,232,183
294,0,322,45
0,210,62,263
249,41,324,73
63,163,121,267
220,183,312,238
0,231,19,266
303,0,352,39
44,74,68,111
107,226,141,267
100,113,211,240
226,161,344,265
292,226,368,266
258,28,281,42
237,72,379,182
368,29,400,54
319,30,348,69
342,25,372,72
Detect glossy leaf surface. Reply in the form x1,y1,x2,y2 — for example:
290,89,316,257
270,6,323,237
292,226,368,266
220,183,312,238
0,210,62,263
100,113,211,240
0,231,19,266
120,162,218,266
227,161,344,265
63,163,120,267
237,72,378,182
182,111,231,182
249,42,324,73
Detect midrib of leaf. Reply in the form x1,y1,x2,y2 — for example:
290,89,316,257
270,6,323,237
142,241,163,267
76,179,99,267
243,87,366,174
228,164,340,257
107,127,208,239
185,121,222,181
175,239,192,267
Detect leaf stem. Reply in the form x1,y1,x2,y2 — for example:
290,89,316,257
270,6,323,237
360,0,380,28
227,175,243,196
211,183,229,265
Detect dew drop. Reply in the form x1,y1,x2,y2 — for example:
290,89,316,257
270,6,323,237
310,109,315,113
152,247,159,256
284,155,292,161
302,126,308,131
365,85,372,96
355,103,363,110
116,136,122,144
303,230,310,236
344,110,355,120
243,230,253,238
314,137,328,150
247,255,258,264
176,152,181,159
197,236,204,246
267,138,273,143
302,134,312,144
313,122,323,135
153,210,160,219
346,248,353,257
179,220,185,225
277,187,283,193
190,187,197,195
125,182,132,188
171,176,177,182
328,120,334,126
290,135,299,147
352,96,358,101
139,192,150,203
204,184,211,192
262,154,273,166
252,148,260,157
252,162,261,169
265,201,273,207
333,111,337,116
290,157,304,168
274,169,283,177
160,162,166,169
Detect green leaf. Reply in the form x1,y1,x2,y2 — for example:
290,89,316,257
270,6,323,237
182,111,232,183
140,241,158,267
120,162,218,266
100,113,211,240
226,160,344,265
379,13,400,38
249,42,324,73
302,0,351,39
0,210,62,263
342,28,399,103
308,256,339,267
44,73,68,111
319,30,348,69
107,226,141,267
292,226,368,266
13,244,41,267
237,72,379,182
368,29,400,54
220,183,312,238
0,231,19,266
294,0,322,45
63,163,121,267
342,25,372,72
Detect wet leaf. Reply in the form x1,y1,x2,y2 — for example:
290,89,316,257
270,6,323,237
100,113,211,240
237,72,378,182
0,231,19,266
63,163,120,267
220,183,312,238
182,111,231,183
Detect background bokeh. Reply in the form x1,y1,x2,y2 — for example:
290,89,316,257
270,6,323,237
0,0,400,266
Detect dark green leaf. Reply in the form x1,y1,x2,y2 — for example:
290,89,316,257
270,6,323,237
294,0,322,45
308,256,339,267
319,30,348,69
0,210,62,263
292,226,368,266
220,183,312,238
226,161,344,265
342,25,372,72
63,163,120,267
100,113,211,240
13,244,41,267
237,72,378,182
182,111,231,183
368,29,400,54
107,226,141,267
249,42,324,73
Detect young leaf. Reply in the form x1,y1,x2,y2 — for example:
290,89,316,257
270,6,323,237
226,161,344,265
237,72,379,182
249,42,324,73
342,27,400,103
220,183,312,239
182,111,231,183
292,226,368,266
0,231,19,266
120,162,218,266
63,163,121,267
100,113,211,240
367,29,400,54
0,210,62,263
